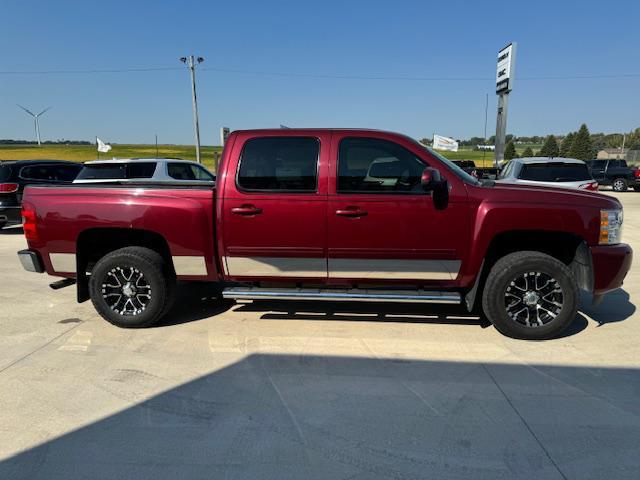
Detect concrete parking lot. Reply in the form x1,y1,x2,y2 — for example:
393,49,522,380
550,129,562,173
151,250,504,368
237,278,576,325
1,191,639,480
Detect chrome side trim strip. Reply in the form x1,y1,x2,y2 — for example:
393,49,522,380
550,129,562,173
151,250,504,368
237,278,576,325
224,256,325,278
328,258,461,280
173,256,208,276
49,253,76,273
222,287,461,304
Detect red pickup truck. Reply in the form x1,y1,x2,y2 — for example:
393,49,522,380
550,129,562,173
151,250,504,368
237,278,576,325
17,129,632,339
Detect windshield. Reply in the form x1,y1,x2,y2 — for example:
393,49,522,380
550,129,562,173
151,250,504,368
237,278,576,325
413,142,481,185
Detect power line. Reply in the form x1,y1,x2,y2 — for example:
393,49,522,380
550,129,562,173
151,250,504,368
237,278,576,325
0,66,639,81
0,66,182,75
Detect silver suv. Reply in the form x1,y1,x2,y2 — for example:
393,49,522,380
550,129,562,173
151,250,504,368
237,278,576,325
74,158,215,184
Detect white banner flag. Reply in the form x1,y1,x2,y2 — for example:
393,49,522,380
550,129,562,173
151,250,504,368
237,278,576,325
432,134,459,152
96,137,112,153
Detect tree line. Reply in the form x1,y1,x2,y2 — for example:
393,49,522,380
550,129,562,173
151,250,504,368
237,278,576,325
504,125,640,161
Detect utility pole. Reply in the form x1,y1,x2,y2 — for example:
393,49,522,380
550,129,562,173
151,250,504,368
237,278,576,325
482,93,488,165
494,43,517,167
180,55,204,163
494,93,509,166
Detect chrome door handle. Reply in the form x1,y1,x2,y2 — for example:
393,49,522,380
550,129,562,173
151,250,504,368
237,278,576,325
231,205,263,216
335,208,367,218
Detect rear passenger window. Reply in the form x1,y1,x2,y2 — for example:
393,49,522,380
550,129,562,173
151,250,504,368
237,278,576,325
76,162,156,180
19,165,66,181
127,163,156,178
338,137,426,193
168,163,214,181
54,165,82,182
237,137,319,192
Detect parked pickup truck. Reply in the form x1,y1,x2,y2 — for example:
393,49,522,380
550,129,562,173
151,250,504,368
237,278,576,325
18,129,632,339
585,159,636,192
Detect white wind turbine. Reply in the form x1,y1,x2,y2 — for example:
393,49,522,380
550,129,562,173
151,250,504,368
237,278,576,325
17,105,52,146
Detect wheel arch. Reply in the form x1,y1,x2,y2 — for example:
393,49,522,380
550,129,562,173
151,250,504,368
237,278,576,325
76,227,174,302
465,230,588,312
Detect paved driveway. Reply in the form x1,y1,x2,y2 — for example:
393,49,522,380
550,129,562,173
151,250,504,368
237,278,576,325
0,192,639,479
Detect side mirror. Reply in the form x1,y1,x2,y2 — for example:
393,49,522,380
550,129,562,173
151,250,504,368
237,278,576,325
421,167,442,191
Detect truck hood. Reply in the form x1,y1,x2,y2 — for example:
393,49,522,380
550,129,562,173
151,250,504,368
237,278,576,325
476,182,622,210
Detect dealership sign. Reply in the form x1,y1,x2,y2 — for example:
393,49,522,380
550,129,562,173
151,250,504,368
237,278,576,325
496,43,516,93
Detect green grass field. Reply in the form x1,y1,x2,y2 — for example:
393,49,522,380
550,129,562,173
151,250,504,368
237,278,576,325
0,143,542,171
0,144,223,171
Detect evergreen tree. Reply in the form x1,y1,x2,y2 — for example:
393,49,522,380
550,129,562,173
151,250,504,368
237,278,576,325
569,124,594,160
504,141,517,160
539,135,560,157
522,147,534,157
560,132,575,157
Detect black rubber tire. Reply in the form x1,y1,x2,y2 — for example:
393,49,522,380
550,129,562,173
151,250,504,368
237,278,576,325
89,247,176,328
482,251,578,340
0,222,6,230
612,178,628,192
633,186,640,192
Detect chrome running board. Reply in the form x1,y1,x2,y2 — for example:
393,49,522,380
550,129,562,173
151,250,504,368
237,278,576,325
222,287,461,304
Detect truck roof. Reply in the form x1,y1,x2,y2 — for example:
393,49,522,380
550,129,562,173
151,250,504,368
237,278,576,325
232,128,394,135
84,158,198,165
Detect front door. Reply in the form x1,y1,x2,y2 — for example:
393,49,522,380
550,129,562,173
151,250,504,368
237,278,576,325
327,133,469,285
589,160,607,183
221,133,329,281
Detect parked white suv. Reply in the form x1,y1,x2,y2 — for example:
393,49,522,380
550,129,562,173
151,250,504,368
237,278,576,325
497,157,598,191
74,158,215,184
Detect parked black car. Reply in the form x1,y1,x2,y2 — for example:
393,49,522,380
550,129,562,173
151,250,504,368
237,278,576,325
0,160,82,229
585,159,636,192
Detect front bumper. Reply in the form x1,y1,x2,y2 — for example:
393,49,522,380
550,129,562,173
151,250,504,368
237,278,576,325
0,205,22,225
591,243,632,295
18,249,45,273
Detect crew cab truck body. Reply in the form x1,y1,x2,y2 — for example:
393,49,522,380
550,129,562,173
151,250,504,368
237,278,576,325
18,129,632,339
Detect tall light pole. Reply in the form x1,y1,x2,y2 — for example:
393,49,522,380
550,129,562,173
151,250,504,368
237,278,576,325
180,55,204,163
17,105,52,146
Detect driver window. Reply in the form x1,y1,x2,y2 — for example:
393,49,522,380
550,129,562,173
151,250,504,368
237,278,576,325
337,137,427,193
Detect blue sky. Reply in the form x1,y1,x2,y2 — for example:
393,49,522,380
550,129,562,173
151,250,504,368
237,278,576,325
1,0,638,145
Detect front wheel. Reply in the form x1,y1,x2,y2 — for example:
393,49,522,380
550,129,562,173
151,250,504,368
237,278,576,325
633,186,640,192
89,247,175,328
482,251,578,340
612,178,628,192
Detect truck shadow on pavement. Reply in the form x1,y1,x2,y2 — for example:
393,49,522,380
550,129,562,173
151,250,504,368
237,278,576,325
2,354,639,480
157,284,635,338
156,281,234,327
233,300,593,338
579,289,635,327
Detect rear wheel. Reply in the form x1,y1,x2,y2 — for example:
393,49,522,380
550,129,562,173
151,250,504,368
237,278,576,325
633,186,640,192
482,251,578,340
612,178,628,192
89,247,175,328
0,222,5,230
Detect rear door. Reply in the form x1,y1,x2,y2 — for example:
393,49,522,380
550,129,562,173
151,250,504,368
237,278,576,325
221,132,329,281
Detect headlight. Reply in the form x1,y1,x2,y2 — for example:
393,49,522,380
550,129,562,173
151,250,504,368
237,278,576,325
600,209,623,244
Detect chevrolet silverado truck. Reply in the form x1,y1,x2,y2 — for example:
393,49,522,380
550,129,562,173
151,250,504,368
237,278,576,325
17,129,632,339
